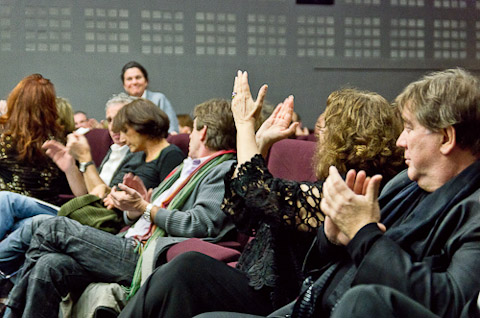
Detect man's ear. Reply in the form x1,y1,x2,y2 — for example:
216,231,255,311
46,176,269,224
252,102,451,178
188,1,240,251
440,125,456,155
200,125,208,141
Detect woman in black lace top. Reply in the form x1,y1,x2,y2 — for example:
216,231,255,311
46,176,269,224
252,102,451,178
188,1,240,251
116,71,405,318
0,74,70,205
221,71,405,310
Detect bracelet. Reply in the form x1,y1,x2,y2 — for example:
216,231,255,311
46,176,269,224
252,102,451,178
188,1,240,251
142,203,154,221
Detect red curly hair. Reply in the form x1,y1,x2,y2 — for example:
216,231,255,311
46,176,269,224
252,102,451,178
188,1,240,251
0,74,63,162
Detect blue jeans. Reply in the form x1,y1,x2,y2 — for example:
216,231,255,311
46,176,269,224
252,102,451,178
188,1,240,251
5,216,139,318
0,214,54,279
0,191,58,240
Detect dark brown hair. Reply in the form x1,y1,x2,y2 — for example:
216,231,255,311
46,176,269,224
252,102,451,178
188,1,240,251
112,98,169,139
121,61,149,83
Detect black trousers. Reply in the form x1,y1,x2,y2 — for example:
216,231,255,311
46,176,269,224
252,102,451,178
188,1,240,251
330,285,441,318
193,284,480,318
118,252,274,318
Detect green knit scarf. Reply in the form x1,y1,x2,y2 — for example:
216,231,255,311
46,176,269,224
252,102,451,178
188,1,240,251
124,151,235,298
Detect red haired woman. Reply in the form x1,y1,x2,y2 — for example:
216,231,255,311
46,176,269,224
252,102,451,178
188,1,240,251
0,74,69,205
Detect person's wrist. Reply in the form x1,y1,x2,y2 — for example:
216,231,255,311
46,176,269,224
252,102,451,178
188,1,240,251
135,200,148,214
235,120,256,128
126,210,141,221
65,161,79,173
77,152,93,162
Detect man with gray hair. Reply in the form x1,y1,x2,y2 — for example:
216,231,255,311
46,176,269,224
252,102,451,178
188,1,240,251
45,92,140,197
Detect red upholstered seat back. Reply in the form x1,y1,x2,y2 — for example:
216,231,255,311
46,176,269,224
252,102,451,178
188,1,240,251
167,133,190,157
84,129,113,167
164,138,317,267
267,138,317,182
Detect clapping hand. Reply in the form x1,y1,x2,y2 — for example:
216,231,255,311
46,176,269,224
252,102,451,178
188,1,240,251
321,167,384,246
231,70,268,127
105,183,146,218
122,173,153,202
66,133,92,162
256,96,298,156
42,140,76,173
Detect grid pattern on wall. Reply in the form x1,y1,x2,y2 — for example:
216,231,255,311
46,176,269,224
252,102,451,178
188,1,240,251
248,14,287,56
390,0,424,6
25,5,73,52
195,12,236,56
84,8,129,53
1,0,479,68
0,3,12,52
297,16,335,57
344,17,381,58
141,10,184,55
433,19,467,59
433,0,467,9
390,19,425,59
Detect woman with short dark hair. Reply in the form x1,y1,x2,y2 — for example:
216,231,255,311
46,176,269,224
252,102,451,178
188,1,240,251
110,98,185,190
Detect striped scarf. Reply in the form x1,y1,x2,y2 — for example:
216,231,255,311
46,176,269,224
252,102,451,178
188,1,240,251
124,150,235,298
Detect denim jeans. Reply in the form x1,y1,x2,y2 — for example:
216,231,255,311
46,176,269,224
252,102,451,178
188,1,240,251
0,191,58,240
0,214,54,279
5,216,139,318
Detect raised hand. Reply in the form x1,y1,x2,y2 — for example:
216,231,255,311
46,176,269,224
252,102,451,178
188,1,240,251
320,167,383,245
231,70,268,127
255,96,298,156
66,133,92,162
42,140,75,173
122,173,151,201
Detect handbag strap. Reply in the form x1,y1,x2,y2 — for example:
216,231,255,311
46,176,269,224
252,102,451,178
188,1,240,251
291,263,338,318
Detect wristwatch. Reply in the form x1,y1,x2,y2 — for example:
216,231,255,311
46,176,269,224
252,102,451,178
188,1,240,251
143,203,154,221
78,161,94,173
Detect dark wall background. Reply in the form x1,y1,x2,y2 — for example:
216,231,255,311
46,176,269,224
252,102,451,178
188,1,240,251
0,0,479,129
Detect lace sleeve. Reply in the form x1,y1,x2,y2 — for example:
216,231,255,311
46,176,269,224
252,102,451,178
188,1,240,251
222,154,324,236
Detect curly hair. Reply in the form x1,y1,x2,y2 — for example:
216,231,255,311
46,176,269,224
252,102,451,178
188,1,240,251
314,88,404,181
0,74,63,162
193,98,236,151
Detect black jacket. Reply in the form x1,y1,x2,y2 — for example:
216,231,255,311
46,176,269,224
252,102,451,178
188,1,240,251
314,165,480,318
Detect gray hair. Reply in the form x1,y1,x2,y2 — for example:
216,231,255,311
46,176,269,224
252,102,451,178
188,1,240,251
395,68,480,155
105,93,137,111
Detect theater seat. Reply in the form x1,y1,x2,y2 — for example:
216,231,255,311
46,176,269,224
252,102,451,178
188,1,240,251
267,138,317,182
166,238,241,264
164,138,318,266
167,133,190,157
84,129,113,167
